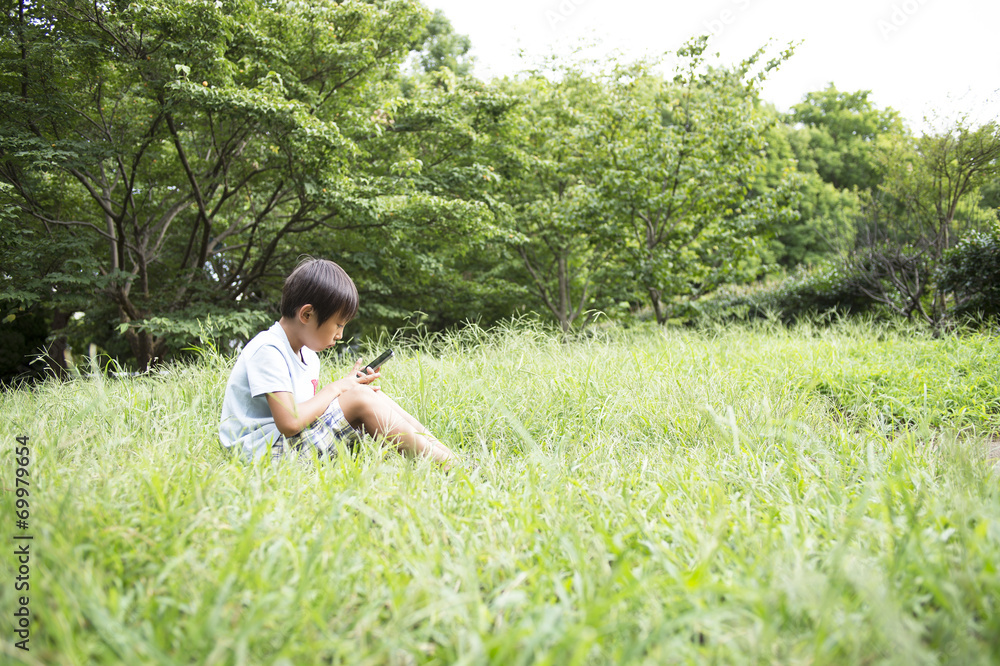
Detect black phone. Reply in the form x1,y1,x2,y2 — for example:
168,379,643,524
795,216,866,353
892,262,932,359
363,349,394,372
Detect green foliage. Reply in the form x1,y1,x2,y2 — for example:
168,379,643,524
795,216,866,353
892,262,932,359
411,9,474,77
492,39,801,331
701,223,1000,328
764,85,905,276
766,173,859,268
755,118,861,269
2,322,999,662
873,121,1000,250
940,228,1000,320
786,84,904,191
590,38,799,323
5,0,996,376
116,308,274,356
493,70,615,331
841,119,1000,325
328,72,524,335
979,177,1000,221
0,190,104,318
1,0,509,370
692,263,877,323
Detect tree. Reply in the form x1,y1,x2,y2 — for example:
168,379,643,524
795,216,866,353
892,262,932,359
844,119,1000,324
754,113,860,270
411,9,474,78
1,0,508,369
592,38,796,323
493,71,616,331
327,52,522,334
787,84,904,191
939,227,1000,320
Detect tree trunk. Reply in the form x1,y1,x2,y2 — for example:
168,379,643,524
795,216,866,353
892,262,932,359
648,287,665,325
124,327,165,372
44,308,70,379
113,287,164,371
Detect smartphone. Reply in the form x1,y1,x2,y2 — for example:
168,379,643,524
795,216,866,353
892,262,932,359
363,349,394,372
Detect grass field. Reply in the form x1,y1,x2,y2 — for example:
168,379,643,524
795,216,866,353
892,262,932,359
2,320,999,664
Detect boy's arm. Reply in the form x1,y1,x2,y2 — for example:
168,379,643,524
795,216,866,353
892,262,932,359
266,360,378,437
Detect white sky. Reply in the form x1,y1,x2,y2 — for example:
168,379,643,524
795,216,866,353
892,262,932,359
422,0,1000,133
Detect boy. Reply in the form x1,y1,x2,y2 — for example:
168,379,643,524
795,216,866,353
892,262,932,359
219,258,455,466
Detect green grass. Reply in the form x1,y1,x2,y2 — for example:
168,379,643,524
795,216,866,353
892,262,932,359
2,320,999,664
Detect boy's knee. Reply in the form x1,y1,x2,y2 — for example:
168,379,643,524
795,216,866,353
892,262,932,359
338,386,378,422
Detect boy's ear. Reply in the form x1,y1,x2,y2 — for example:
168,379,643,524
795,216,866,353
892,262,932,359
297,304,314,323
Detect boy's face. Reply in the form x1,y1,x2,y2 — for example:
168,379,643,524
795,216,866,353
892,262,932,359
302,308,349,351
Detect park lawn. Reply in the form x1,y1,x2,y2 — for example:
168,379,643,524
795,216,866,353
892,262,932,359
1,320,999,664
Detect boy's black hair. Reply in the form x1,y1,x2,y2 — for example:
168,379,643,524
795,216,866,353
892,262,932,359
280,258,358,325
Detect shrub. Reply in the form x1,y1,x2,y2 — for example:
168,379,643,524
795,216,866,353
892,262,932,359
690,263,878,323
939,229,1000,321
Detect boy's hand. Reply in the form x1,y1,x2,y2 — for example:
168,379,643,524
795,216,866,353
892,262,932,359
331,359,380,395
269,360,378,437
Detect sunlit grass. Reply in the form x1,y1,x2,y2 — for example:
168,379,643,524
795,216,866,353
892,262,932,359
1,320,998,664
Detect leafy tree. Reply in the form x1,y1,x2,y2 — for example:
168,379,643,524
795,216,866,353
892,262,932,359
754,116,860,270
492,71,617,331
327,59,523,334
877,120,1000,253
786,84,904,191
411,9,474,78
1,0,508,369
592,38,797,323
760,86,905,274
844,119,1000,324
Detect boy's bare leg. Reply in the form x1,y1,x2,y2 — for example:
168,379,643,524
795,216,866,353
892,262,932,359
379,394,454,463
339,388,454,465
378,393,446,445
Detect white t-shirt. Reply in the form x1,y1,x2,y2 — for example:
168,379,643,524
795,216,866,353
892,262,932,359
219,322,320,460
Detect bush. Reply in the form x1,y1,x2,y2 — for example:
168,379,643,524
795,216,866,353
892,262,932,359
940,229,1000,321
690,263,878,323
696,228,1000,328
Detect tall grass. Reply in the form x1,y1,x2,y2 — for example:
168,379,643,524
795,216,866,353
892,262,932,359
1,320,998,664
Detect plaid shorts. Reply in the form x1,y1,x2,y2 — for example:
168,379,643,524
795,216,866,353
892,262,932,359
271,399,363,461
